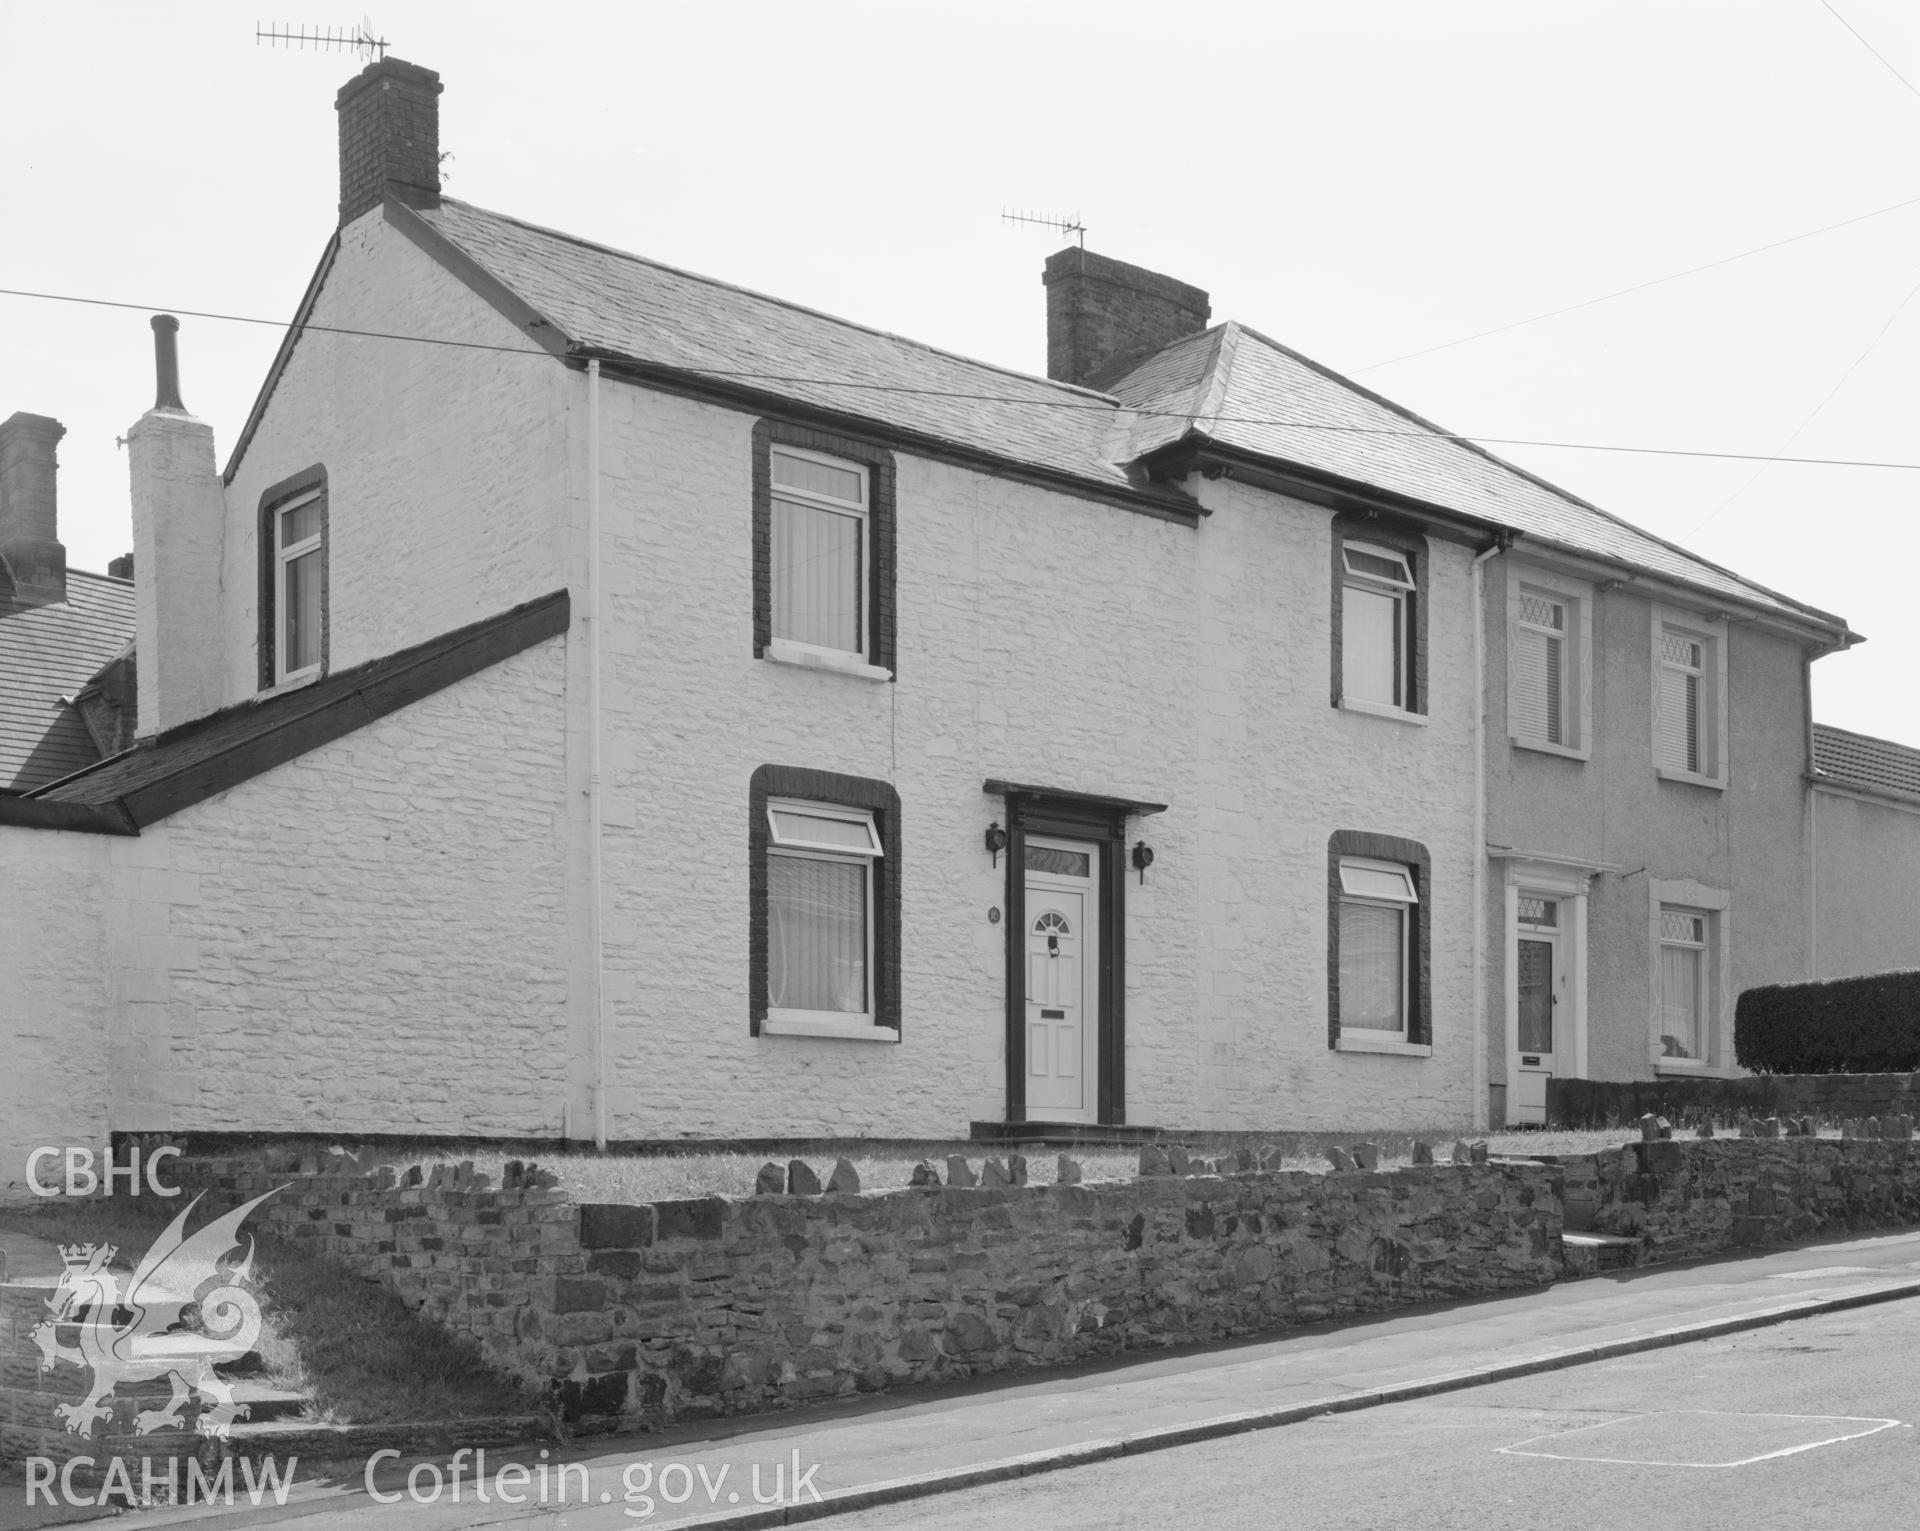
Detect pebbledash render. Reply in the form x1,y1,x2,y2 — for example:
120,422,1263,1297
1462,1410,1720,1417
0,56,1875,1171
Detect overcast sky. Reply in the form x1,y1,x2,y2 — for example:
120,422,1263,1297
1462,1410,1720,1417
4,1,1918,740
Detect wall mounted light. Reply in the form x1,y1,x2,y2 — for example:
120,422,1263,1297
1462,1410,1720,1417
984,822,1009,868
1132,841,1155,883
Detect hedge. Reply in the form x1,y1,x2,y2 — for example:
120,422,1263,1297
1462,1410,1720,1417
1736,970,1920,1074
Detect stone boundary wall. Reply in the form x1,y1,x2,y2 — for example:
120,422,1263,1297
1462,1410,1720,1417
152,1148,1562,1428
1549,1073,1920,1129
1584,1138,1920,1262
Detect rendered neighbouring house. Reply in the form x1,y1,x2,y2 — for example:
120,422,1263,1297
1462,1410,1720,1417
0,57,1874,1171
1480,536,1853,1124
1809,724,1920,980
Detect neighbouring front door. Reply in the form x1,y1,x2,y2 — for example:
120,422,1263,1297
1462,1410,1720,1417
1024,836,1099,1122
1513,895,1562,1123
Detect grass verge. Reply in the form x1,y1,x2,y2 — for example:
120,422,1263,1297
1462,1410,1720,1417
0,1196,533,1428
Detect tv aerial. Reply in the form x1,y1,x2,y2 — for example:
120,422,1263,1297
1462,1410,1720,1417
1002,208,1086,248
256,17,390,60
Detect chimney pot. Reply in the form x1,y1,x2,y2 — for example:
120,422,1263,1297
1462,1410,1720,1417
151,314,186,412
1042,248,1211,391
0,412,68,606
335,57,443,227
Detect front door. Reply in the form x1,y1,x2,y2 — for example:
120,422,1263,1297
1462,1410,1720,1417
1024,837,1099,1122
1512,895,1563,1123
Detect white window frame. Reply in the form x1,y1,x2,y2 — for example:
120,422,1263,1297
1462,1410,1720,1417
768,445,870,663
762,797,889,1041
1647,877,1730,1073
274,488,324,685
1335,855,1419,1048
1506,565,1592,759
1651,605,1727,788
1340,539,1417,719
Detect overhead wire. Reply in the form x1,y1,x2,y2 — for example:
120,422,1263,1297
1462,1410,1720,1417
7,282,1920,473
1676,263,1920,545
1352,192,1920,372
1818,0,1920,104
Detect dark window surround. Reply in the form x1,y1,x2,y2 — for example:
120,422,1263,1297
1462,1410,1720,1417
993,786,1154,1125
749,764,902,1037
1326,829,1432,1049
752,420,898,679
1329,512,1428,715
256,464,330,692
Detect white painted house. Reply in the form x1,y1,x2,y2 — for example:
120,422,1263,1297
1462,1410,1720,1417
0,57,1873,1170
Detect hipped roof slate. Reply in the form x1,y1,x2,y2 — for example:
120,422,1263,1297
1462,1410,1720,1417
0,570,136,791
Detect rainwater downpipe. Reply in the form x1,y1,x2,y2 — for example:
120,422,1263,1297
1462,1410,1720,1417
587,358,609,1149
1470,534,1509,1132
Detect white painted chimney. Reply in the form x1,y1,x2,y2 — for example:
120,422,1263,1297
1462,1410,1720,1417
128,316,227,736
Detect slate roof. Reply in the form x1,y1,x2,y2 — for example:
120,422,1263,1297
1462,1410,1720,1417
29,591,567,828
1813,723,1920,803
1113,322,1848,631
402,200,1849,638
416,199,1134,494
0,570,136,791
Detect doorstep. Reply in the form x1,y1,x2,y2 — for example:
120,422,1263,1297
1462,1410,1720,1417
968,1121,1165,1145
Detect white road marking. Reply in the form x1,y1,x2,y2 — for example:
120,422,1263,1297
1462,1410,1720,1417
1500,1410,1902,1467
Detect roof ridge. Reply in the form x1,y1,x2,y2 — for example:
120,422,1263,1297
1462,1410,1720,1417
1192,321,1239,434
67,567,134,589
1220,323,1849,631
434,198,1122,406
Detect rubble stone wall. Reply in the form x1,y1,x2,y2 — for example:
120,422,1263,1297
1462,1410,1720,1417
1584,1137,1920,1261
162,1149,1561,1426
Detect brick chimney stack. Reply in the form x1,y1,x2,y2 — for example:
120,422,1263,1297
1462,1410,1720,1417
335,57,443,228
0,412,68,607
1042,249,1212,392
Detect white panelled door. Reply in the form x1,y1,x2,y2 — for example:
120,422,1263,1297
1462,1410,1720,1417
1024,837,1099,1121
1512,894,1565,1124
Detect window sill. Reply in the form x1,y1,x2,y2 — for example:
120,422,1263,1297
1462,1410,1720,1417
1656,766,1726,791
1336,1033,1433,1057
255,668,323,703
1338,698,1428,727
765,640,892,682
762,1013,900,1042
1511,736,1590,763
1652,1058,1710,1075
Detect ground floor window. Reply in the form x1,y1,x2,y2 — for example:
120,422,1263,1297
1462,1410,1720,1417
1327,830,1432,1051
1657,906,1710,1061
766,800,880,1018
749,767,900,1040
1337,858,1418,1035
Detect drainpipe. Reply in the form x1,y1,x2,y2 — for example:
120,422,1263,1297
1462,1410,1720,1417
587,358,608,1149
1804,653,1818,980
1470,534,1510,1132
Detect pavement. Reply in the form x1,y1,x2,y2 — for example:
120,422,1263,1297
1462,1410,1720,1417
19,1229,1920,1529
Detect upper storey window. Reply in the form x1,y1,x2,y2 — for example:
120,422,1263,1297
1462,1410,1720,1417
1651,606,1726,787
1340,539,1418,713
752,423,897,681
257,467,328,690
771,447,868,657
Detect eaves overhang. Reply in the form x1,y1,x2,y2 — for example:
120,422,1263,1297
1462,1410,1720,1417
1136,434,1860,648
577,348,1204,528
1135,436,1503,549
